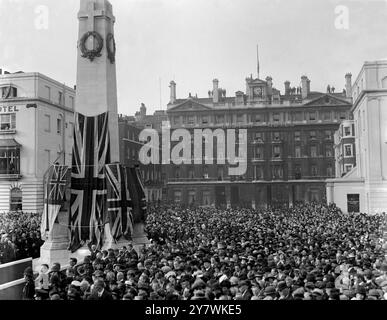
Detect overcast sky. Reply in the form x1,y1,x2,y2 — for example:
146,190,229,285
1,0,387,115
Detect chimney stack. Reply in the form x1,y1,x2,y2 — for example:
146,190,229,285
284,81,291,95
345,73,352,98
169,81,176,104
266,76,273,96
301,75,309,99
213,79,219,103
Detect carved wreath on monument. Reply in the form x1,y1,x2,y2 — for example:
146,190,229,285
106,33,116,64
80,31,104,62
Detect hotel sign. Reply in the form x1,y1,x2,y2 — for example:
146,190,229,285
0,106,20,113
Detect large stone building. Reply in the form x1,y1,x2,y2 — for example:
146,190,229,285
327,60,387,214
164,72,353,208
0,70,75,212
118,115,164,202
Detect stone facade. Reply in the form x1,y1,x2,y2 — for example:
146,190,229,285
327,60,387,214
0,71,75,213
165,74,353,208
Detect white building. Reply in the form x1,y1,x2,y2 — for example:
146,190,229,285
0,71,75,212
326,60,387,214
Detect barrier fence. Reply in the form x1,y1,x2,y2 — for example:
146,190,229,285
0,258,32,300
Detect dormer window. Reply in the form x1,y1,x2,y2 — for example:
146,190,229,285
1,86,17,99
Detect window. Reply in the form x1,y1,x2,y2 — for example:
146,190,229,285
1,86,17,98
272,166,283,179
173,116,180,125
339,111,346,120
309,111,316,121
254,132,264,142
294,165,302,179
311,165,318,176
311,146,318,157
45,86,51,100
126,148,131,160
294,131,301,142
273,132,280,141
344,126,351,137
345,164,353,172
44,114,51,132
188,116,195,124
188,190,196,205
325,146,333,157
292,112,303,122
57,118,62,135
254,166,263,180
174,190,182,203
295,146,301,158
188,167,195,179
273,113,280,122
10,188,22,212
255,114,262,123
0,114,16,131
58,91,63,105
217,167,224,180
327,165,333,177
203,166,209,179
0,148,20,174
310,131,316,140
237,114,244,123
202,116,209,124
69,96,74,108
347,194,359,213
344,144,353,157
254,147,263,159
216,115,224,124
323,111,331,121
325,130,332,140
203,190,211,206
273,146,281,158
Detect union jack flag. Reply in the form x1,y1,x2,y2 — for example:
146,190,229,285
69,112,110,252
40,165,70,239
126,166,147,224
105,164,134,242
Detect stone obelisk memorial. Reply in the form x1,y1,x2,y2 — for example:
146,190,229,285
38,0,147,268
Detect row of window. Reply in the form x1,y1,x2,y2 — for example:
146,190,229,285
43,114,73,136
253,130,333,142
43,85,74,107
253,145,334,159
253,165,334,179
172,110,347,125
173,163,334,180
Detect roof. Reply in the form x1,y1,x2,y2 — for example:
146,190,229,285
0,139,21,148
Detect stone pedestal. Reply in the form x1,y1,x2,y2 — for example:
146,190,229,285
101,224,132,251
38,211,70,269
132,222,150,253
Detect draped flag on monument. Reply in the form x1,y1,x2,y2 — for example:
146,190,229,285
126,166,147,223
40,165,70,239
105,164,134,242
69,112,110,252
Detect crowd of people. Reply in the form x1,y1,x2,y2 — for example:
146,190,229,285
22,202,387,300
0,212,43,264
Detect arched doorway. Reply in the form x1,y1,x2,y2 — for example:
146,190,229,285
10,187,22,211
